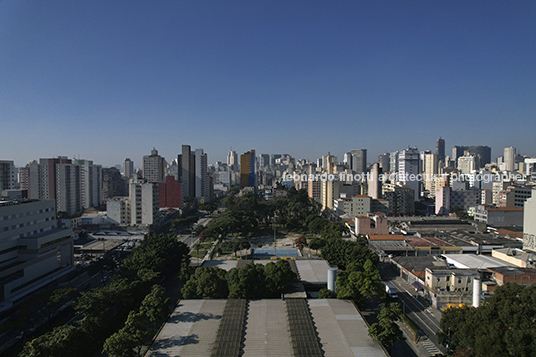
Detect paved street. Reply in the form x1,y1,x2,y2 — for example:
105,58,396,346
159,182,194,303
379,262,447,356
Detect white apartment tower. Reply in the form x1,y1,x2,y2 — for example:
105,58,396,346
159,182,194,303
398,148,420,201
227,149,239,171
129,179,159,225
55,163,82,216
74,159,102,209
504,147,516,172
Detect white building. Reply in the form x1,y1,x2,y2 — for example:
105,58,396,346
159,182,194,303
423,153,438,194
107,197,130,226
523,190,536,253
398,148,420,201
504,147,516,172
74,159,102,209
129,179,159,226
457,154,479,175
0,199,73,304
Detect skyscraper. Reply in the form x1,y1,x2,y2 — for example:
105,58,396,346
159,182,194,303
452,146,491,166
227,149,238,171
504,147,516,172
74,159,103,209
436,137,445,162
143,148,166,183
351,149,367,174
123,158,134,178
240,150,256,189
0,160,15,190
195,148,209,200
398,148,420,201
178,145,195,199
55,162,82,215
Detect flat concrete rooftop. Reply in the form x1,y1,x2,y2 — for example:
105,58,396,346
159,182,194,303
148,299,387,357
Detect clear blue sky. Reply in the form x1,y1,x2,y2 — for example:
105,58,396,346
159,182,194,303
1,0,535,168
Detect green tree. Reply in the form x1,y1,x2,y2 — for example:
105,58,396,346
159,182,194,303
318,288,334,298
264,260,297,296
437,283,536,357
227,263,266,298
368,303,404,347
182,267,229,299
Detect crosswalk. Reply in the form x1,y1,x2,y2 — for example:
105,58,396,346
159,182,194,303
420,338,442,356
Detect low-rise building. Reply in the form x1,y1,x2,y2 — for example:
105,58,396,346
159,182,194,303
425,268,480,292
474,205,523,227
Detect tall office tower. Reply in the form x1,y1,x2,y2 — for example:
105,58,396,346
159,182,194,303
436,137,445,162
258,154,270,169
378,153,390,173
38,157,72,202
420,150,432,174
0,160,15,190
123,158,134,178
398,148,420,201
343,152,352,168
504,147,516,172
102,167,126,201
389,151,399,174
129,179,159,225
195,149,209,200
74,159,102,209
55,163,82,215
227,149,239,171
424,153,438,194
178,145,196,198
143,148,166,183
457,153,479,175
369,163,382,199
240,150,256,189
350,149,367,175
452,146,491,166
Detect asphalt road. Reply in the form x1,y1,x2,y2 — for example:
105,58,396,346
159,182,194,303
380,262,447,356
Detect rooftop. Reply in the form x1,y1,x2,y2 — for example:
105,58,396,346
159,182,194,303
148,299,387,357
487,266,536,276
441,254,512,269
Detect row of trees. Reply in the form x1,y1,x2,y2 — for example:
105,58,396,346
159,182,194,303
203,188,319,240
438,283,536,357
21,234,190,357
182,260,297,299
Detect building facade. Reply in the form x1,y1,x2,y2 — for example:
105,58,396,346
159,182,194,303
0,199,73,303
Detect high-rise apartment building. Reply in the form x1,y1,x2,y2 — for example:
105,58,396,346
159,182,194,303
368,163,381,199
74,159,102,209
398,148,420,201
159,176,182,209
123,158,134,178
143,148,166,184
38,157,72,202
389,151,399,173
504,147,516,172
102,167,126,201
195,148,209,200
457,153,479,175
0,160,15,190
350,149,367,174
240,150,256,189
424,153,438,194
129,179,159,225
378,153,390,173
55,163,82,215
436,137,445,162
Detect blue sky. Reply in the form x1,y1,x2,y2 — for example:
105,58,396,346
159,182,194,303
1,0,535,168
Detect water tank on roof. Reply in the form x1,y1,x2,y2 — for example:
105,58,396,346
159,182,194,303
327,266,338,294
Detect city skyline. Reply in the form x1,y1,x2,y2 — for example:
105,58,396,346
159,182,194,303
1,1,535,167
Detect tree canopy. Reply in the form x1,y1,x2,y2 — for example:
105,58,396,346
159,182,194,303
437,283,536,357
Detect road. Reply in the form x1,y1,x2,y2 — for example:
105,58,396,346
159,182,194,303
380,262,447,356
177,216,213,248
